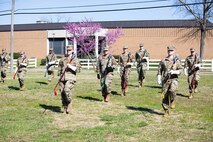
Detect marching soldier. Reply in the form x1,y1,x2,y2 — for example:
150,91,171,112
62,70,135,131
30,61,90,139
96,46,117,102
184,48,201,99
135,43,149,87
58,45,81,114
118,46,134,96
45,48,57,82
0,48,10,83
15,51,28,91
157,46,183,116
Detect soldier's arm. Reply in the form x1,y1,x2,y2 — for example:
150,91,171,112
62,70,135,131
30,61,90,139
176,59,183,75
58,59,63,75
96,57,100,74
157,61,163,75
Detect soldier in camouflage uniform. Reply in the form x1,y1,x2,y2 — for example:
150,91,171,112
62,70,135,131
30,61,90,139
118,46,134,96
135,43,149,87
184,48,201,99
45,48,57,82
16,51,28,91
58,45,81,114
96,47,117,102
157,46,183,116
0,48,10,83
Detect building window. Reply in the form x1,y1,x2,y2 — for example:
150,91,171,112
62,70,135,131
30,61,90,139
49,38,65,55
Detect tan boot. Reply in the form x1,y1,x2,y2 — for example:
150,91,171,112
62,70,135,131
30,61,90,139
188,93,193,99
20,85,25,91
121,89,125,97
194,88,198,93
171,101,175,109
163,110,169,117
66,103,72,114
105,94,110,102
125,87,128,93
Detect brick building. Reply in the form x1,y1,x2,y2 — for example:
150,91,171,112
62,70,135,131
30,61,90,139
0,20,213,59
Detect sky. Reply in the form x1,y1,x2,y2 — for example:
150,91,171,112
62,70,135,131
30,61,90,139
0,0,202,25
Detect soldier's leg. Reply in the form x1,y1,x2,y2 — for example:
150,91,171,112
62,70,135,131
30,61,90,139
188,75,193,99
47,70,52,82
169,79,178,109
137,66,142,87
105,74,113,102
60,81,67,113
1,68,7,82
63,80,75,113
18,71,26,90
162,91,170,116
194,72,200,93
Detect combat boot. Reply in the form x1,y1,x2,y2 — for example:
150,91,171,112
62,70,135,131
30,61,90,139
66,103,72,114
188,93,193,99
194,88,198,93
121,90,125,97
105,94,110,102
20,85,25,91
62,106,67,114
163,110,169,117
125,87,128,93
170,101,175,109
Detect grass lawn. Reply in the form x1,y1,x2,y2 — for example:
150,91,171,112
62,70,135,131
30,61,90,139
0,70,212,142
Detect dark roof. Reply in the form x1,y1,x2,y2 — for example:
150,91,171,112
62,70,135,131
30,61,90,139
0,20,213,32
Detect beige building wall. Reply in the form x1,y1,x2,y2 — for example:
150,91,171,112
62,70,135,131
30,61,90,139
0,28,212,59
112,28,213,59
0,31,47,59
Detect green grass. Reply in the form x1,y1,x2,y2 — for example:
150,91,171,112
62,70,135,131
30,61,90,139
0,71,212,142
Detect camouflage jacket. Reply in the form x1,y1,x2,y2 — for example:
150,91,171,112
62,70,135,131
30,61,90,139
17,56,28,71
157,56,183,82
96,54,117,76
118,52,134,67
58,54,81,81
135,49,149,65
46,53,57,64
184,54,200,74
0,53,10,68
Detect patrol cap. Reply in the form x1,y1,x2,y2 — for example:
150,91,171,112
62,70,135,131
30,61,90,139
190,48,195,51
66,45,74,51
103,46,109,51
123,45,128,49
139,43,144,47
49,48,53,51
2,48,6,51
167,45,176,51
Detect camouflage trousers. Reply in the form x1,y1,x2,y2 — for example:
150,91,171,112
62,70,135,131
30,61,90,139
188,71,200,93
101,73,113,97
17,70,27,88
0,66,7,79
137,64,146,83
120,67,131,89
162,79,178,110
60,80,76,107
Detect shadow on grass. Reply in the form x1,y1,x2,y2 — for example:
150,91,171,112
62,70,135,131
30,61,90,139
145,85,162,89
36,81,48,85
111,91,120,96
177,93,189,98
8,86,19,90
39,104,61,113
77,96,102,102
126,106,164,115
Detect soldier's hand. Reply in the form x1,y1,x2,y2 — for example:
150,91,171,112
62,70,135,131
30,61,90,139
157,75,161,85
97,74,100,79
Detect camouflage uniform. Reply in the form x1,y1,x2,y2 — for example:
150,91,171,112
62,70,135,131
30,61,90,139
135,44,149,87
184,49,201,98
119,49,134,96
16,53,28,90
0,49,10,82
58,52,81,113
46,50,57,82
157,46,182,116
96,51,117,102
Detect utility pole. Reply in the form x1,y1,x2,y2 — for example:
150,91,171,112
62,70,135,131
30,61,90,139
10,0,15,72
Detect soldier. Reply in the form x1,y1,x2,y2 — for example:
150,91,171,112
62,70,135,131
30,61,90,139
135,43,149,87
184,48,201,99
0,48,10,83
16,51,28,91
58,45,81,114
157,46,183,116
118,46,134,96
45,48,57,82
96,46,117,102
